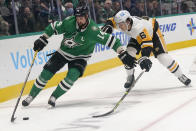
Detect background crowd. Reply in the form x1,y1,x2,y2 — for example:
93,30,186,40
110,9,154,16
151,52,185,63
0,0,195,36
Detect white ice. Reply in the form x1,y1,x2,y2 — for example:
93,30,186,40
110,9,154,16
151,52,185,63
1,46,196,131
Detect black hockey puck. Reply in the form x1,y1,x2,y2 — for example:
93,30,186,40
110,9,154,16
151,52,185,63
23,117,29,120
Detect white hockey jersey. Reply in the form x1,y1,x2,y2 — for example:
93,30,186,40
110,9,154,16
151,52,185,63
109,16,156,49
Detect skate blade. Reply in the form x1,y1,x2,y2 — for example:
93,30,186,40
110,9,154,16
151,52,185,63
47,105,55,109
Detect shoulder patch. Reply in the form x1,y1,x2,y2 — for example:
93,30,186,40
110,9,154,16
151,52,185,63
91,26,98,31
65,16,72,20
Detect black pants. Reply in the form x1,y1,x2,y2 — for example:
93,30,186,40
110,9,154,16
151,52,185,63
43,52,87,77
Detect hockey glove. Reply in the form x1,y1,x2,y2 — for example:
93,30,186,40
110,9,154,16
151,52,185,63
101,24,113,34
33,35,48,51
138,56,152,72
118,51,136,68
101,19,114,34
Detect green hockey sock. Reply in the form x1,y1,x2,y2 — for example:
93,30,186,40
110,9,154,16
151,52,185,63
51,85,66,98
29,84,42,98
51,68,81,99
29,69,54,98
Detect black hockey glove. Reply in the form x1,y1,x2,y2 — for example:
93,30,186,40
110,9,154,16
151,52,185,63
118,51,136,68
101,20,114,34
138,56,152,72
101,24,113,34
33,35,48,51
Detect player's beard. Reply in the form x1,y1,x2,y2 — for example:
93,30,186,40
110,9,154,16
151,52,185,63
77,16,89,30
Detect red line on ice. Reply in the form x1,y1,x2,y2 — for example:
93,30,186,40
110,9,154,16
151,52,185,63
139,96,196,131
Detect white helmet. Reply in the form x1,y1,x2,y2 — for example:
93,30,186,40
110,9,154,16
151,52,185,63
114,10,132,24
114,10,132,31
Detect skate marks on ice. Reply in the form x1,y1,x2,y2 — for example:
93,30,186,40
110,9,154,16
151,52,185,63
54,86,196,131
130,86,195,97
51,116,101,131
1,86,195,131
44,93,141,131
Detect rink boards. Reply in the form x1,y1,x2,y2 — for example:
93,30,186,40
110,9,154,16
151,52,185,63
0,13,196,102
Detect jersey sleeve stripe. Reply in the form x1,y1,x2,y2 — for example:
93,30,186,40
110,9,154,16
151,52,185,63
58,49,92,61
110,37,116,49
105,35,112,47
107,36,116,48
50,21,58,35
50,22,55,30
140,41,153,44
141,44,153,48
152,18,156,37
141,41,153,48
105,35,116,48
108,35,114,47
156,28,168,52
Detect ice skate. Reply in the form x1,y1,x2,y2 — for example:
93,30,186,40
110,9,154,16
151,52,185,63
48,96,56,108
124,74,135,88
178,74,191,86
22,95,34,106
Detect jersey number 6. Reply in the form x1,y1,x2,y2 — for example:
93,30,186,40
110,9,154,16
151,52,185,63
140,32,147,39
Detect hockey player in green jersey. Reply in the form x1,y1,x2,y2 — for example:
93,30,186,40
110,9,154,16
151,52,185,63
22,5,136,107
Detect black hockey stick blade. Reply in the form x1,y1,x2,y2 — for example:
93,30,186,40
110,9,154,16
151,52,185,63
92,93,126,118
11,116,16,122
92,70,145,118
93,109,114,118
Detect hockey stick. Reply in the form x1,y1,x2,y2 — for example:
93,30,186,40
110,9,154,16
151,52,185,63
11,50,38,122
92,70,145,118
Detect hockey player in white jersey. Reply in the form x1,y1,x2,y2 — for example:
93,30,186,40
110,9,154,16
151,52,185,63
102,10,191,88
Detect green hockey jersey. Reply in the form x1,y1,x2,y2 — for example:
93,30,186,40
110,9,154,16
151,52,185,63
44,16,123,61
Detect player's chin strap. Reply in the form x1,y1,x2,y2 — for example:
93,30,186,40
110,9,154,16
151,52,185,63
92,69,146,118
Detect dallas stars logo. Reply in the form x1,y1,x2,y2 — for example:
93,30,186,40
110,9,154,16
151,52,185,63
63,37,82,48
187,18,196,35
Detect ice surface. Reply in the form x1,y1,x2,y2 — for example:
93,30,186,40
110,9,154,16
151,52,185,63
1,46,196,131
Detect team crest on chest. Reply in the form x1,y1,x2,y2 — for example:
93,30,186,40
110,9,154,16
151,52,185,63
63,37,82,48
